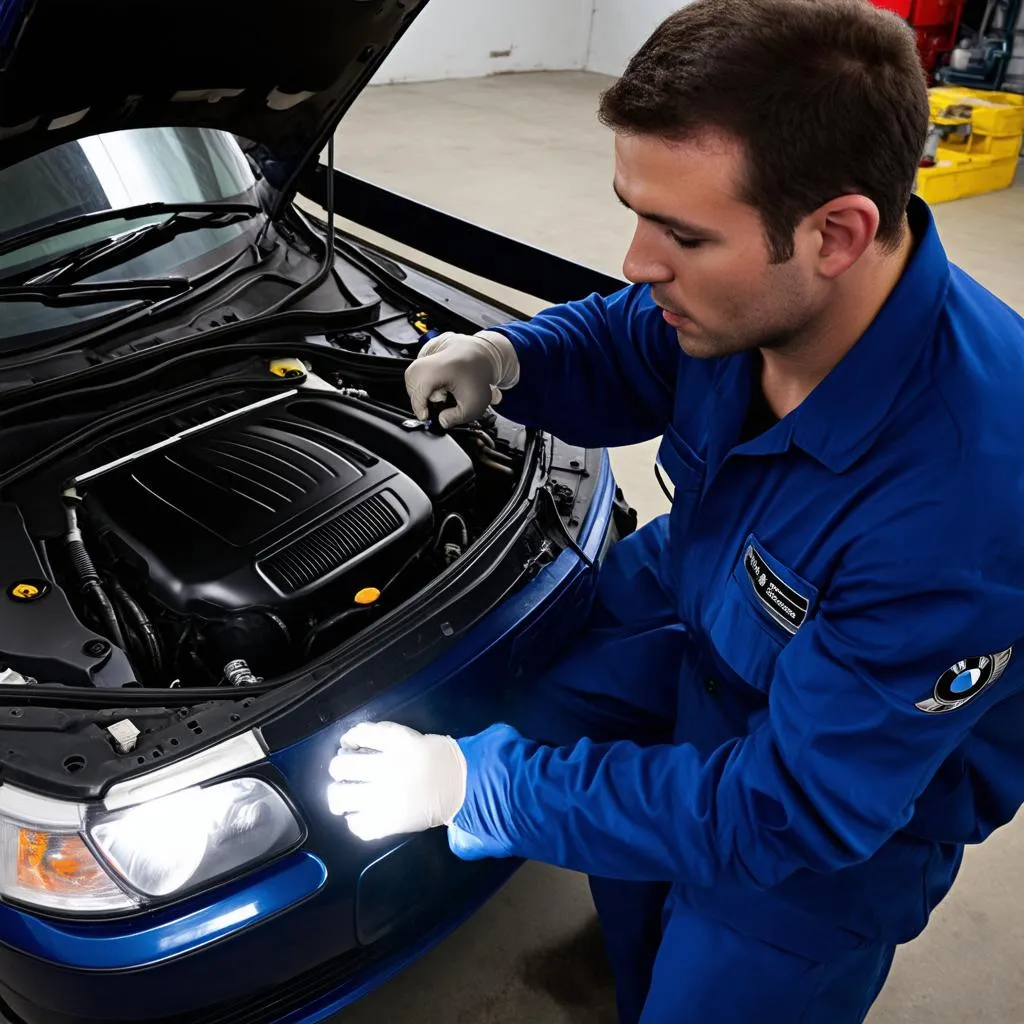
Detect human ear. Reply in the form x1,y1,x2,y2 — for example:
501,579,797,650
807,196,880,279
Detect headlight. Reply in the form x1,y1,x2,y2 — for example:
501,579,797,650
0,733,303,914
90,778,301,898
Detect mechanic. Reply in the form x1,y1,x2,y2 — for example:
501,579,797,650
327,0,1024,1020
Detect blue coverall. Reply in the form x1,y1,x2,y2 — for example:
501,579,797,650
446,197,1024,1022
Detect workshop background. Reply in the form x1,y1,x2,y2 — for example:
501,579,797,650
315,1,1024,1020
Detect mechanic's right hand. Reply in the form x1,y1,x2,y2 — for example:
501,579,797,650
404,330,520,430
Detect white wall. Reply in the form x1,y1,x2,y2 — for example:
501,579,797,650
368,0,691,86
586,0,690,77
371,0,595,84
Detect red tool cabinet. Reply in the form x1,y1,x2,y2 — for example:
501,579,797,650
870,0,967,78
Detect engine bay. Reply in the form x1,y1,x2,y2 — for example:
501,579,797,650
0,360,526,691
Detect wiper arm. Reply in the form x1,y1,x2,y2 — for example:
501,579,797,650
0,204,262,305
33,208,262,288
0,196,264,260
0,278,191,306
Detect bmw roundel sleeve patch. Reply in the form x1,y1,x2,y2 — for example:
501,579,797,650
915,648,1014,714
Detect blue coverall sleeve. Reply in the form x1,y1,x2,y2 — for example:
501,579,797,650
451,544,1024,887
492,284,680,448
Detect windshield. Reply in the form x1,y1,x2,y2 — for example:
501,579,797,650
0,127,259,344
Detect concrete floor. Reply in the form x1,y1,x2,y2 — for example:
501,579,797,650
328,72,1024,1023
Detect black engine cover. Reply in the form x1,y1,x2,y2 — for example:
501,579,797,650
86,395,442,615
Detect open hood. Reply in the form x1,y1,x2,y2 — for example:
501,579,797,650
0,0,428,176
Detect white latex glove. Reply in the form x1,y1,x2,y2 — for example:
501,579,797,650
404,330,520,429
327,721,468,841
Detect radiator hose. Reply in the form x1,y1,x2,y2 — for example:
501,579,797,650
63,488,127,652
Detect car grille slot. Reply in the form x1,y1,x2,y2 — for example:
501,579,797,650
260,492,403,593
169,947,376,1024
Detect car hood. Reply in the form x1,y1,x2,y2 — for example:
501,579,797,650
0,0,428,178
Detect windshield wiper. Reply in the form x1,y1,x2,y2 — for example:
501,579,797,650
0,203,260,303
0,203,263,308
0,278,192,306
0,201,263,260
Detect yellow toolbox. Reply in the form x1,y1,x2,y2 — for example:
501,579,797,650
916,87,1024,205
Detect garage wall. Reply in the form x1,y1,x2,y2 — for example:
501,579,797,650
586,0,692,77
368,0,695,86
371,0,596,84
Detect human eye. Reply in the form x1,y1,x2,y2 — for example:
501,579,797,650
668,231,705,250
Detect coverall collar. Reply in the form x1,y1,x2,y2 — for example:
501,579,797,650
787,196,951,473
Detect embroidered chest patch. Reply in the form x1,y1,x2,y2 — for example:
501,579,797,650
742,542,810,636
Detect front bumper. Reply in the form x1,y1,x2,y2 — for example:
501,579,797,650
0,844,517,1024
0,452,620,1024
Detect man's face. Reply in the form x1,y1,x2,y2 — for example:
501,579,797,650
614,131,824,358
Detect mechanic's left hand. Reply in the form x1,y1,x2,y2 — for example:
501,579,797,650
327,721,467,841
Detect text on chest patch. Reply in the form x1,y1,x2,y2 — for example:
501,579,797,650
743,544,809,635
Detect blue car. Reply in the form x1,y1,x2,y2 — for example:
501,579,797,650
0,1,632,1021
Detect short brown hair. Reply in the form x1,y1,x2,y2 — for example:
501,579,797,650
599,0,929,262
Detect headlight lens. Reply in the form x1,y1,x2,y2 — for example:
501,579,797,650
0,734,301,914
89,777,301,898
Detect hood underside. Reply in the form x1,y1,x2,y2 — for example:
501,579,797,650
0,0,426,173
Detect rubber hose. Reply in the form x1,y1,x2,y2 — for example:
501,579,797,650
67,537,99,585
109,580,164,674
479,453,515,475
82,579,127,651
301,607,370,658
66,527,127,650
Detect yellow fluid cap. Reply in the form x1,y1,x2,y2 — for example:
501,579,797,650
269,358,306,379
10,582,42,601
354,587,381,606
